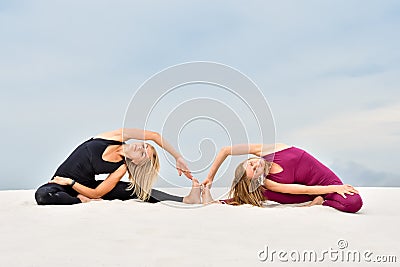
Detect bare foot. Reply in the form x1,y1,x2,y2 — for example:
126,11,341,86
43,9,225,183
302,196,324,207
183,179,201,204
201,185,217,205
77,194,91,203
77,194,102,203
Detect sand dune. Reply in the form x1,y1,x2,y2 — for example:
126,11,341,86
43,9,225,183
0,187,398,267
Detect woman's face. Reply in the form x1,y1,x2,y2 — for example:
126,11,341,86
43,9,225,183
243,158,266,179
125,142,153,165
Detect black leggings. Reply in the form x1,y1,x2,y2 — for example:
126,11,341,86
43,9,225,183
35,181,184,205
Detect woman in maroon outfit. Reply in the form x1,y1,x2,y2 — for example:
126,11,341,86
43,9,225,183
201,143,362,213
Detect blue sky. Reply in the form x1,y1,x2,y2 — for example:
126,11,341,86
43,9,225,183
0,0,399,189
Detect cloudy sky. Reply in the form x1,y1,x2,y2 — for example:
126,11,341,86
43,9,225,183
0,0,399,190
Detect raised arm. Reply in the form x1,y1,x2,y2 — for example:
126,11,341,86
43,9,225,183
203,143,279,186
95,128,160,143
264,179,359,199
50,165,127,199
96,128,192,178
150,131,193,178
202,146,230,186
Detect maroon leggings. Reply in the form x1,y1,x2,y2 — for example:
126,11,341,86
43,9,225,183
260,147,363,213
263,189,363,213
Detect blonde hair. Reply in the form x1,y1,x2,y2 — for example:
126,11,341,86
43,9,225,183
228,158,272,207
125,144,160,201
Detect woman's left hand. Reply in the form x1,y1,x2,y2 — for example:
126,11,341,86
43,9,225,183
49,176,74,186
176,157,193,179
334,184,359,198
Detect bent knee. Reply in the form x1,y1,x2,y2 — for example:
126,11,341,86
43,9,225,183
343,194,363,213
35,187,53,205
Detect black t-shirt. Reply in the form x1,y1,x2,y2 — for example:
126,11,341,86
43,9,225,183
53,138,125,187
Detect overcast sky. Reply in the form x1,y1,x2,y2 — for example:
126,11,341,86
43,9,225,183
1,0,399,190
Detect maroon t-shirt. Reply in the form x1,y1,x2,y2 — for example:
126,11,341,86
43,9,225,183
262,147,343,203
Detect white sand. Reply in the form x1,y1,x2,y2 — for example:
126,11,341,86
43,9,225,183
0,187,399,267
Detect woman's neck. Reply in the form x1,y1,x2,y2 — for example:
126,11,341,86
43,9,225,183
267,162,283,175
117,144,127,157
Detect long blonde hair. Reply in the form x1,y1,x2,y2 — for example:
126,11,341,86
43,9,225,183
125,144,160,201
228,158,272,207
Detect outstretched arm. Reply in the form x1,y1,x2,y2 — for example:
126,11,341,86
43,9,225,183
96,128,192,178
203,143,282,186
50,165,127,199
150,131,193,178
202,147,230,186
264,179,359,199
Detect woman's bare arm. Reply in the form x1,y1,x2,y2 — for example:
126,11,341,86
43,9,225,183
96,128,192,178
264,179,359,199
203,143,283,186
98,128,182,159
203,147,230,186
50,165,127,199
95,128,157,143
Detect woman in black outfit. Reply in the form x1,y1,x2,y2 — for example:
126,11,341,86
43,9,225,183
35,128,200,205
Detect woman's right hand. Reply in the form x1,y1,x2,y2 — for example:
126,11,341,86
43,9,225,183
201,177,214,187
49,176,74,186
334,184,359,198
176,157,193,179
